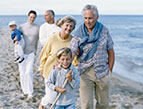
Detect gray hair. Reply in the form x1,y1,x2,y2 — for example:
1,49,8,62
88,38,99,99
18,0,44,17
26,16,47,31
82,4,99,18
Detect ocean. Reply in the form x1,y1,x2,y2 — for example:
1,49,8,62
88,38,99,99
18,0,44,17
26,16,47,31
0,15,143,84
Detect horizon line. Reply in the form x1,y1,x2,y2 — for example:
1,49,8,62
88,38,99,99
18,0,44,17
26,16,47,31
0,14,143,16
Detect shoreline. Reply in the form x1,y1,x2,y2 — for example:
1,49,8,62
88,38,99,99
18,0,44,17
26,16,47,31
112,73,143,92
0,28,143,108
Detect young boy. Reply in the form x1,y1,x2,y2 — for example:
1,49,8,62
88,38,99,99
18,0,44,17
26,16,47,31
8,21,25,63
42,47,80,109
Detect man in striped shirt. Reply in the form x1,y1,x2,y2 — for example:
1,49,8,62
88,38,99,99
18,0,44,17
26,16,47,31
69,4,115,109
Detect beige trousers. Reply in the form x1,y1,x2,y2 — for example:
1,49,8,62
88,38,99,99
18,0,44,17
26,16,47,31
80,66,111,109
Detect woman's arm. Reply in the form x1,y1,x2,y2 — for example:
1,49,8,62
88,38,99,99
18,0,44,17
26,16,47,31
38,38,51,74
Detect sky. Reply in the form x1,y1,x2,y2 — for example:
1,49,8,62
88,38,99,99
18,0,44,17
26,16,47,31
0,0,143,15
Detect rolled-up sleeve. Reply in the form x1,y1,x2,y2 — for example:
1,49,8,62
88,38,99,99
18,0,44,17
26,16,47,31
107,30,114,50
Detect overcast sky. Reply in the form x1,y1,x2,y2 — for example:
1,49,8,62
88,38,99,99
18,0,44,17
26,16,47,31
0,0,143,15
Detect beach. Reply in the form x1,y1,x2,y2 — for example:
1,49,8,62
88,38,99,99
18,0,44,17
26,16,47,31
0,28,143,109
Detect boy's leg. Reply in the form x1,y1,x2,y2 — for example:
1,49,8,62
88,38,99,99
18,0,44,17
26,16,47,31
14,43,20,61
17,40,24,58
17,38,25,62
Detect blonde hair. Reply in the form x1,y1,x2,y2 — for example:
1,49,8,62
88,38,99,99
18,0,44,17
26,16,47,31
56,47,72,59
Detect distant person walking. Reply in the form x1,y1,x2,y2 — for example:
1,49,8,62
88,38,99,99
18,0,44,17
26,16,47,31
39,10,60,46
69,4,115,109
8,20,25,63
19,10,39,99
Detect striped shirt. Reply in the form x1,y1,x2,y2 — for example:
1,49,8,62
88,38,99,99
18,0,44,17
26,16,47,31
69,26,114,78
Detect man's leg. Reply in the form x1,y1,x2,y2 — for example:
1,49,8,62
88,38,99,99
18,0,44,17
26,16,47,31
95,71,111,109
80,66,96,109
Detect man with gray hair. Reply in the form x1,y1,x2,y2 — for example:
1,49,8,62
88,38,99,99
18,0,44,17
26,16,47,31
39,10,60,46
69,4,115,109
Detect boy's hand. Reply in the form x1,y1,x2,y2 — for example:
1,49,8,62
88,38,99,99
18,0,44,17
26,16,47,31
55,86,67,93
66,71,72,82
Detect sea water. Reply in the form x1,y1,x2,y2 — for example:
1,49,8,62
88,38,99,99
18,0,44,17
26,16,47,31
0,15,143,84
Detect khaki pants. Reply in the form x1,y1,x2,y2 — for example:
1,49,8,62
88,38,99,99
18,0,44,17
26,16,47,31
80,66,111,109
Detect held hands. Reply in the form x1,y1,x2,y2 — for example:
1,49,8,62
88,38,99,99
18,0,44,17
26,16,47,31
55,86,67,94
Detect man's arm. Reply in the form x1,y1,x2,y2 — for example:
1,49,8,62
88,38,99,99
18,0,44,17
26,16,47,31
69,37,80,60
107,48,115,72
39,26,46,46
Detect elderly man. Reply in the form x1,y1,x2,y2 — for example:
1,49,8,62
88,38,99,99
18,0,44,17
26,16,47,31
39,10,60,46
69,4,115,109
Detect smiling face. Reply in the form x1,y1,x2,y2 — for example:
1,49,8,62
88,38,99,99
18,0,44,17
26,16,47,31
28,13,36,24
59,54,72,69
83,9,98,33
61,22,74,35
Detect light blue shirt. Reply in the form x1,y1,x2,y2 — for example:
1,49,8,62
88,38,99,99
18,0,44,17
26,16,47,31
46,65,80,105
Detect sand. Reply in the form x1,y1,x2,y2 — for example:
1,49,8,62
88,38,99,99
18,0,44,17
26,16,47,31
0,28,143,109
